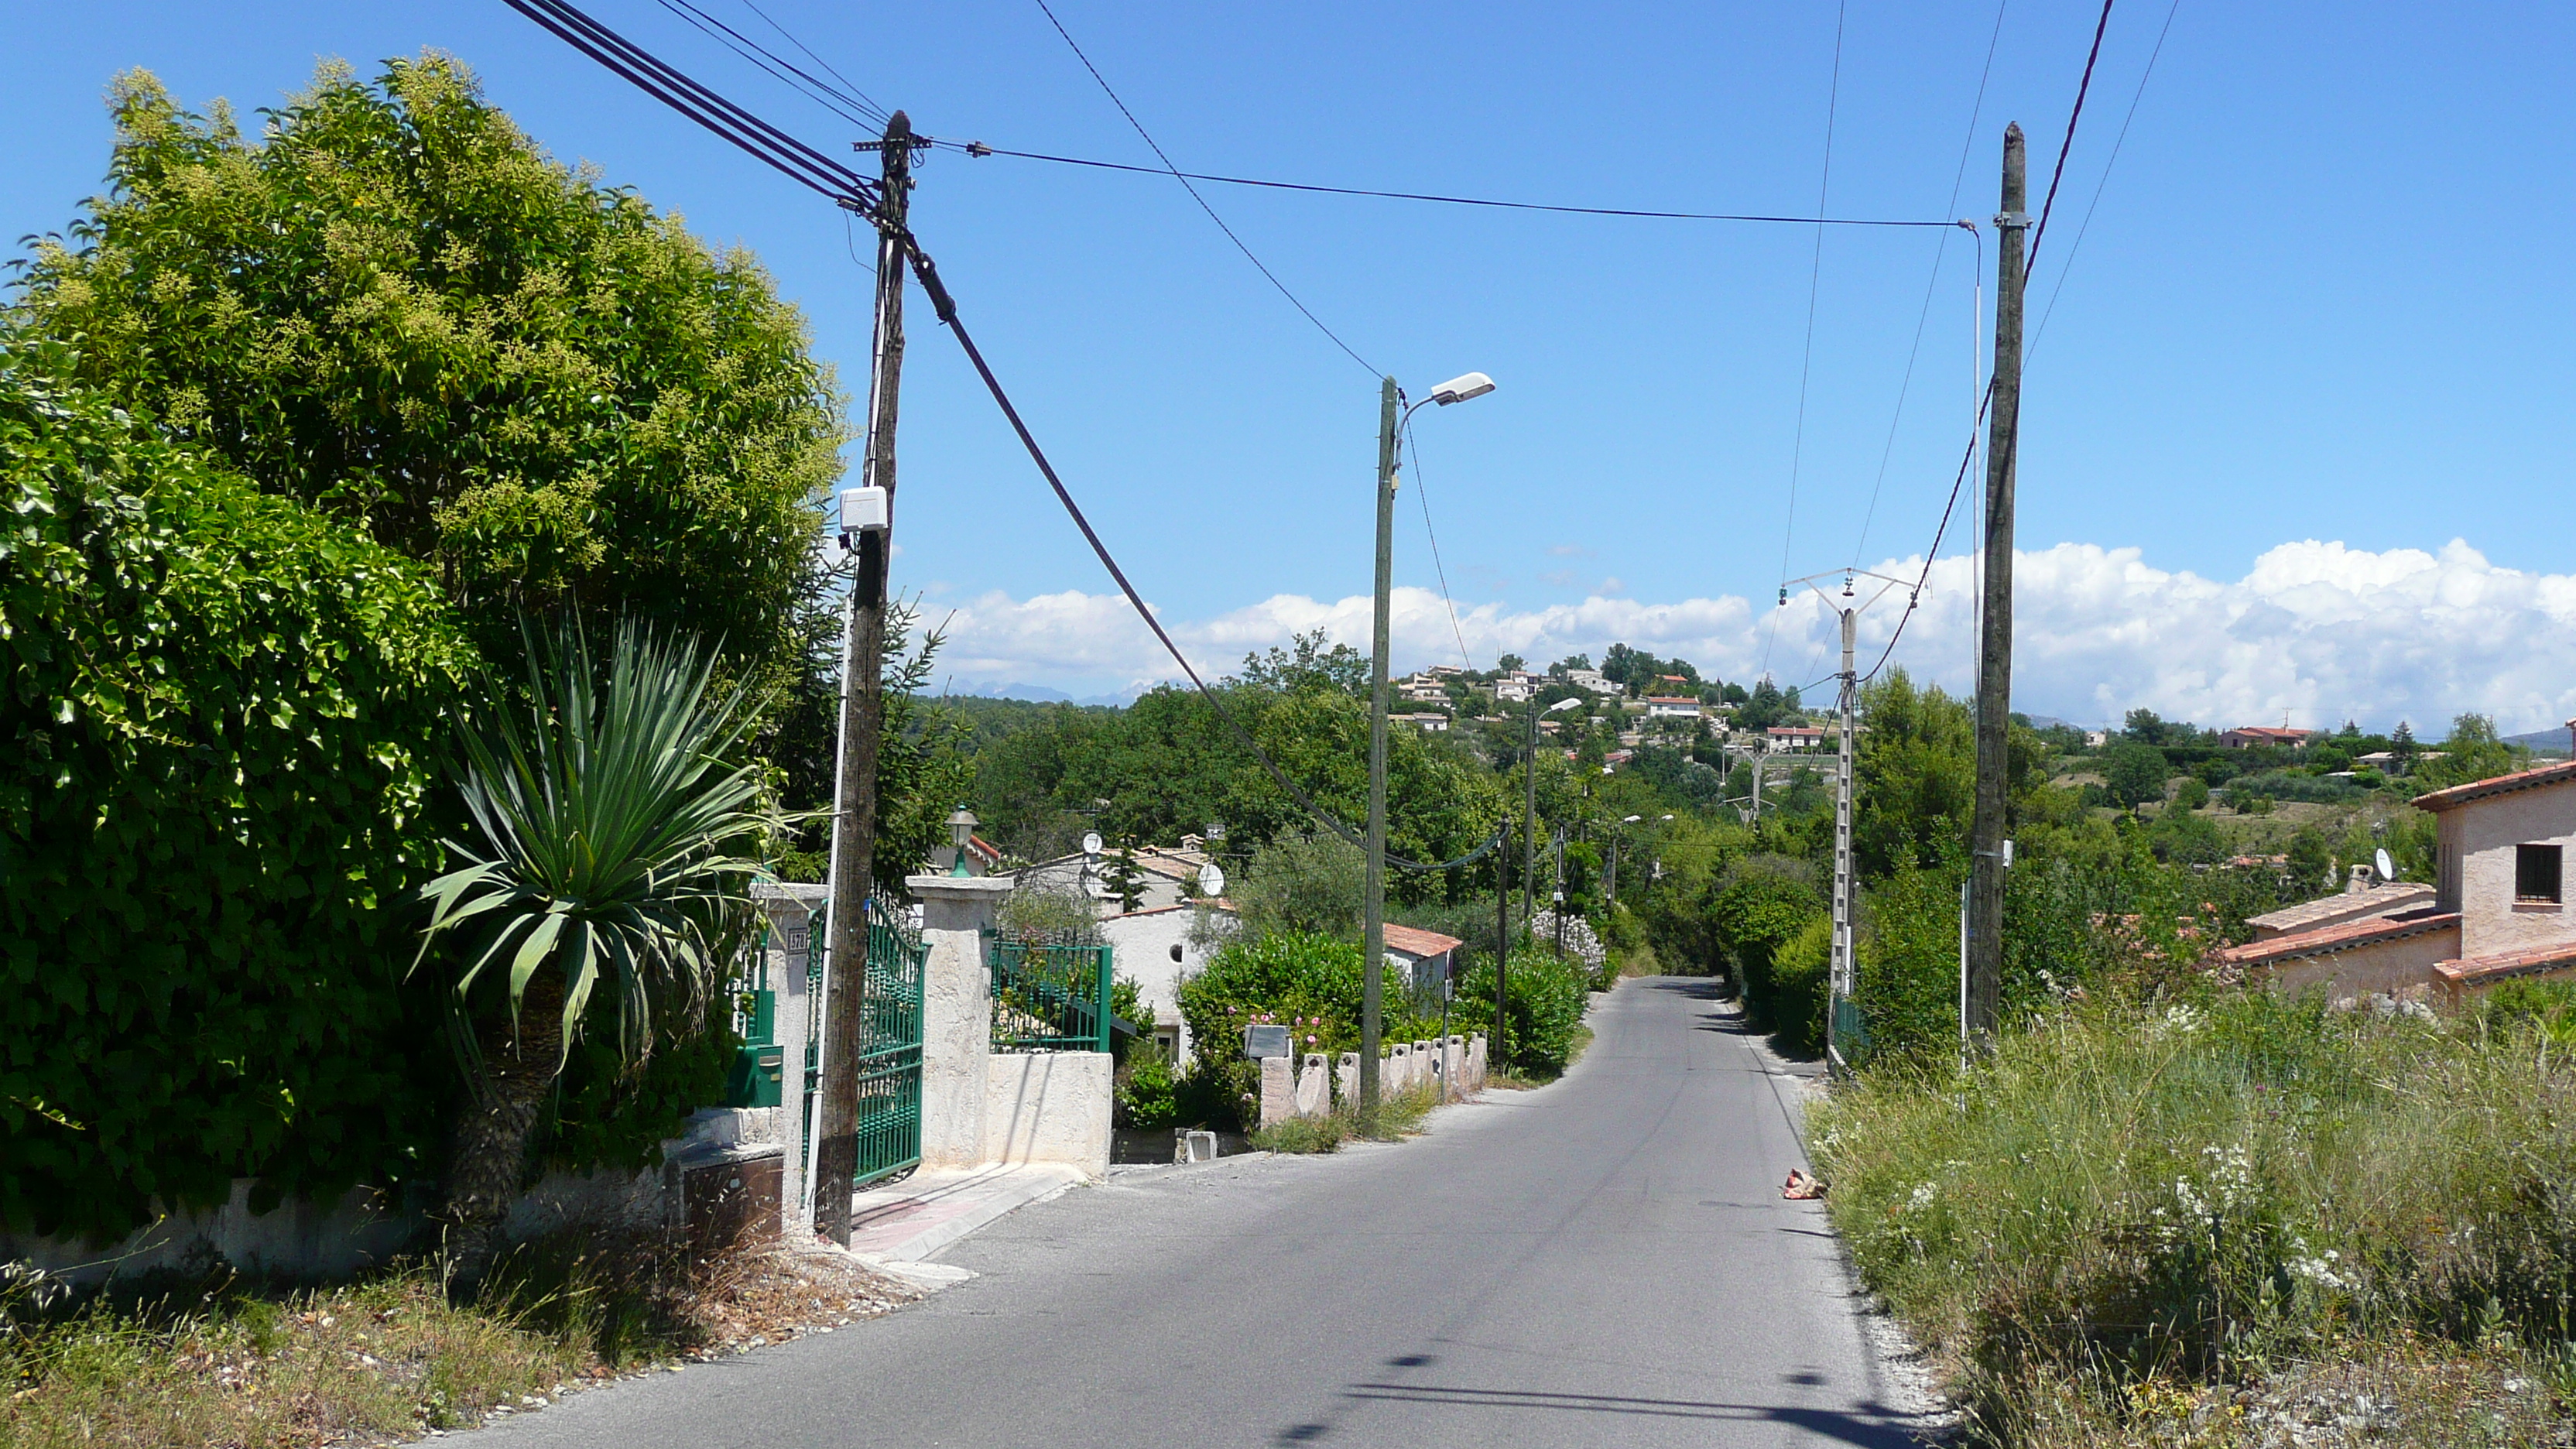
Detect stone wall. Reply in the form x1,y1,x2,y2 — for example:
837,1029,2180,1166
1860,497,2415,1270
1277,1033,1487,1129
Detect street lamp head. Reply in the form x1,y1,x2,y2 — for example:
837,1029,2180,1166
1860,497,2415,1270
1623,814,1642,823
1546,696,1583,714
1428,372,1496,406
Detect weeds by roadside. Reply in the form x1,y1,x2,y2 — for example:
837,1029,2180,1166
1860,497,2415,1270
1249,1081,1445,1154
0,1233,918,1449
1811,986,2576,1446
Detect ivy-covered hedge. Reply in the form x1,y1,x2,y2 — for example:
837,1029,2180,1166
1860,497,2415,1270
0,343,474,1238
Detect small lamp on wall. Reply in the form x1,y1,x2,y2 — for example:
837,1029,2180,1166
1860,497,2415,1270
947,807,979,878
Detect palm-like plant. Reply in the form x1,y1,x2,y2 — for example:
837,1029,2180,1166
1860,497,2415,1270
416,618,771,1292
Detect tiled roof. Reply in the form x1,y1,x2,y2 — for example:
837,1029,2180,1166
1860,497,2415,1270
2435,940,2576,990
2213,908,2458,967
2245,883,2434,935
1381,923,1463,958
2411,759,2576,813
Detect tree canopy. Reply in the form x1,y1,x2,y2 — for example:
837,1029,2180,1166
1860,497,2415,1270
12,56,842,687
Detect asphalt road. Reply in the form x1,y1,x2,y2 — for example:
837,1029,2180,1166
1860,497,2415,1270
486,977,1933,1448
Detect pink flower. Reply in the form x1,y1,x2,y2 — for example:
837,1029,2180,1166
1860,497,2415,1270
1307,1034,1318,1044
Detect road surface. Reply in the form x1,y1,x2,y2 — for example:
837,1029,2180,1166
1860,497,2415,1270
488,977,1933,1447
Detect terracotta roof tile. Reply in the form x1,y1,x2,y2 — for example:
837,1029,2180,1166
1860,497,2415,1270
2214,909,2458,967
2411,759,2576,813
2434,940,2576,989
1380,923,1463,957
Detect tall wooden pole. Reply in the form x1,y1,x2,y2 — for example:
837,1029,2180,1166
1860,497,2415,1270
815,111,913,1244
1965,123,2027,1046
1359,376,1399,1132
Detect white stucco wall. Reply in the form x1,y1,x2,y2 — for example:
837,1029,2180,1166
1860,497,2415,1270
912,875,1014,1170
1097,905,1227,1064
982,1051,1111,1177
2437,783,2576,957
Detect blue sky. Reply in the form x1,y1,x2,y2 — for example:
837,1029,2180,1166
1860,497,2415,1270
8,3,2574,730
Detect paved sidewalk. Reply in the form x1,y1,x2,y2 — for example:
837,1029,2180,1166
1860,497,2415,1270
844,1163,1088,1263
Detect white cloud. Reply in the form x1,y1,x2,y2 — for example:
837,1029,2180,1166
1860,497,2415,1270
925,539,2576,734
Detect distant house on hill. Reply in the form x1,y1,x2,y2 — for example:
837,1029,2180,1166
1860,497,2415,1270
2220,725,2314,749
1766,724,1828,752
2213,755,2576,1004
1645,696,1701,720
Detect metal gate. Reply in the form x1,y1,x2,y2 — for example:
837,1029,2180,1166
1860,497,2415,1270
803,897,927,1188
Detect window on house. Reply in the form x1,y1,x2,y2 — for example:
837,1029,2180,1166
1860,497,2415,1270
2517,843,2564,903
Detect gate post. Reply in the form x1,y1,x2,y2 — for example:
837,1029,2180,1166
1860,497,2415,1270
752,882,830,1234
909,875,1013,1170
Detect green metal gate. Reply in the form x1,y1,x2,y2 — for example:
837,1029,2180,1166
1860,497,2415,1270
987,937,1112,1053
805,898,928,1188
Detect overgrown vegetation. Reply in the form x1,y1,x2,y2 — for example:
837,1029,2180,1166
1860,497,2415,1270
1814,986,2576,1444
0,1237,916,1448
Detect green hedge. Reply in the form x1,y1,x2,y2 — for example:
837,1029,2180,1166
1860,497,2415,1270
1454,948,1591,1077
0,344,472,1239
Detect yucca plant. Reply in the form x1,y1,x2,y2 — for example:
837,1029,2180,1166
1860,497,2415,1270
416,617,772,1293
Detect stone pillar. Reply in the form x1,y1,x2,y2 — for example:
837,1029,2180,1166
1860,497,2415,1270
752,882,828,1233
909,875,1014,1170
1258,1055,1293,1129
1335,1051,1359,1108
1470,1033,1487,1091
1295,1053,1330,1117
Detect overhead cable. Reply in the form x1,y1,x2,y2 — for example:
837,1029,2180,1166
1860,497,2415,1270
502,0,877,208
2032,0,2181,354
899,235,1492,874
947,141,1965,229
1028,0,1377,375
653,0,888,130
1862,0,2121,683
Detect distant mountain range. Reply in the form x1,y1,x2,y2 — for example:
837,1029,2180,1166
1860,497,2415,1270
2505,725,2574,755
940,680,1142,708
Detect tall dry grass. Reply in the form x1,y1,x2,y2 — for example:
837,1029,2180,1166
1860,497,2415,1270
1812,986,2576,1443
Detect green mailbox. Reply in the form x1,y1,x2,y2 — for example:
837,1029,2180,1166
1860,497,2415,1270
725,1043,786,1108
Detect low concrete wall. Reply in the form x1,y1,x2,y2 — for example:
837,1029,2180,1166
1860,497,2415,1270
1266,1034,1486,1128
983,1052,1112,1177
5,1107,782,1286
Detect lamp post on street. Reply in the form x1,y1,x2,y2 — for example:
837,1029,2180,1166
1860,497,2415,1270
1362,371,1495,1132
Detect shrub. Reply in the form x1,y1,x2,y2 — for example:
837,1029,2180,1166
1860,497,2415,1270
1762,918,1831,1057
2174,776,2211,811
0,342,471,1240
1709,857,1824,1000
1113,1040,1180,1130
1453,948,1591,1077
1170,930,1440,1131
1856,860,1963,1064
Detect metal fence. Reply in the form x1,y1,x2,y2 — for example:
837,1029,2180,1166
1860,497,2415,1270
988,936,1112,1054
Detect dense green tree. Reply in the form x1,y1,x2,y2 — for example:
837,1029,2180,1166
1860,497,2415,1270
12,57,841,692
1852,670,1975,880
2102,741,2171,809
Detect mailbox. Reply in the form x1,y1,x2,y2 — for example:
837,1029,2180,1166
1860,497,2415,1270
1243,1023,1292,1059
724,1043,786,1108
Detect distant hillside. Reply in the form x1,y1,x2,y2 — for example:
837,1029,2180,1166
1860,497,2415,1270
2504,725,2572,757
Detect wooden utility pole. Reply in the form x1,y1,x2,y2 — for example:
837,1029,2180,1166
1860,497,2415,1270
815,111,915,1245
1358,376,1400,1132
1965,123,2027,1046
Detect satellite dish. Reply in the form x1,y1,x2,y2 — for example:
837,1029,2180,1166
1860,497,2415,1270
2376,848,2395,883
1082,831,1103,856
1198,862,1227,897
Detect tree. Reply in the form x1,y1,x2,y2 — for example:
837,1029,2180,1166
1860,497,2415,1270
2286,827,2334,896
1234,629,1365,697
1096,834,1149,915
2392,719,2418,769
415,618,769,1294
1853,670,1975,879
1495,653,1526,674
1232,832,1366,940
13,58,841,694
1,340,471,1240
2102,742,2171,810
2122,708,2184,746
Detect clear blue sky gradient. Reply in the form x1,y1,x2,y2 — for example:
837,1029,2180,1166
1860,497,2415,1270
7,3,2572,700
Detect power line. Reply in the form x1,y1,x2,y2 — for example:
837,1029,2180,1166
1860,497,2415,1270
1862,0,2122,684
727,0,893,123
1764,0,1852,682
502,0,876,209
1851,0,2008,567
1027,0,1377,375
943,142,1966,229
2032,0,2181,355
899,237,1492,873
653,0,886,130
1402,426,1478,675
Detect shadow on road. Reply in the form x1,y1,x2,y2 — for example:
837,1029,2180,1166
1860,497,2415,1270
1279,1382,1923,1447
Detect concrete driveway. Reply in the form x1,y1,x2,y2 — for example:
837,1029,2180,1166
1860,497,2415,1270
484,977,1935,1447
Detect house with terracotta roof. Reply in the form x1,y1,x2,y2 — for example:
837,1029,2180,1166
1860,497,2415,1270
2219,725,2315,749
2214,755,2576,1004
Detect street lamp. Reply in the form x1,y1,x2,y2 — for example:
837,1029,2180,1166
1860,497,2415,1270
947,807,979,877
1362,370,1496,1132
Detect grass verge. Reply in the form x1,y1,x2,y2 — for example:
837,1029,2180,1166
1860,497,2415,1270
1810,985,2576,1446
1249,1081,1444,1153
2,1234,918,1448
